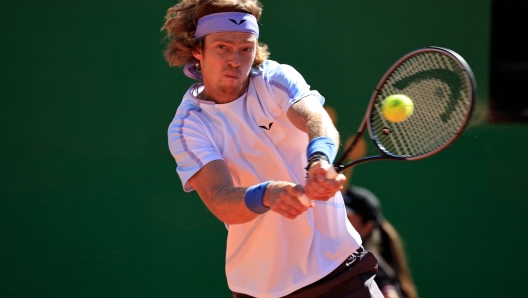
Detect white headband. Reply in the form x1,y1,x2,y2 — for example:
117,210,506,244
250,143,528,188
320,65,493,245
195,12,259,39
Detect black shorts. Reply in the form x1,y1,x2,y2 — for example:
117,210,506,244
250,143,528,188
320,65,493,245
232,246,383,298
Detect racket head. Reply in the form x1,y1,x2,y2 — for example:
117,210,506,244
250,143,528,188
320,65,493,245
367,46,476,160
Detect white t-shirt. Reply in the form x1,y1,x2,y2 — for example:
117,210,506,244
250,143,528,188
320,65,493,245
168,60,361,298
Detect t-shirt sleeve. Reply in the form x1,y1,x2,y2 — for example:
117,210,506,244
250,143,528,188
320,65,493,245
168,107,223,192
266,63,325,114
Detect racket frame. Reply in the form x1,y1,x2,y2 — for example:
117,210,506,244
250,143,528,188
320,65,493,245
334,46,477,172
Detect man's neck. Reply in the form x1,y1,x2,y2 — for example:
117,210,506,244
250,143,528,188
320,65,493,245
198,80,250,104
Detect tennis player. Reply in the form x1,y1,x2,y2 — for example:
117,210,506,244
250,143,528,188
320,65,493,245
163,1,383,297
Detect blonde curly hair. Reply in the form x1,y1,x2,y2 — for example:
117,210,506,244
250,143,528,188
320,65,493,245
161,0,270,68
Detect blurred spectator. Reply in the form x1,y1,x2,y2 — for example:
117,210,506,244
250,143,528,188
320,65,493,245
343,185,418,298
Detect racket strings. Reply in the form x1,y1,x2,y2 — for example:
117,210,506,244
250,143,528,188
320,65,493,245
401,59,466,153
370,51,472,158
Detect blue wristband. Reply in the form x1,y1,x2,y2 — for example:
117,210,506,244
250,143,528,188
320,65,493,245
244,181,272,214
306,136,337,164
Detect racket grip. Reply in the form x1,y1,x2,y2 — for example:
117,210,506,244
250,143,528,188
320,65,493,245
298,166,339,207
298,194,312,207
326,166,339,179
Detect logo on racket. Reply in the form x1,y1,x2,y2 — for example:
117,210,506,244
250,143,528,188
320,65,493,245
393,69,463,123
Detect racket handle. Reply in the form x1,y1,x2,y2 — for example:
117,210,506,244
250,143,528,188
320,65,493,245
298,194,312,207
298,166,339,207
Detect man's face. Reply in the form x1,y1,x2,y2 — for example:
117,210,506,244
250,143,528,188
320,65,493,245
192,32,257,103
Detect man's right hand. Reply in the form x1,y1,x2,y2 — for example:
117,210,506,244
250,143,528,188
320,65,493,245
262,181,309,219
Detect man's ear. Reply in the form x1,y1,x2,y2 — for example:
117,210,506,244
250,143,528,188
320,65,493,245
192,47,203,61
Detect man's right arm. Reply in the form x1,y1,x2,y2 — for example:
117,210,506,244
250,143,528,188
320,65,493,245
188,160,309,224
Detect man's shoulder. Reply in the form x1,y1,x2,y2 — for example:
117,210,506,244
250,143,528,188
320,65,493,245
255,60,299,77
174,99,202,119
168,100,208,135
252,60,301,82
173,85,203,116
169,92,203,124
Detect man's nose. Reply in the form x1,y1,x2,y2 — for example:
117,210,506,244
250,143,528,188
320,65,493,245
228,51,241,67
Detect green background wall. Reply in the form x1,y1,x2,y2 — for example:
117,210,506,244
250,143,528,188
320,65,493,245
1,0,525,297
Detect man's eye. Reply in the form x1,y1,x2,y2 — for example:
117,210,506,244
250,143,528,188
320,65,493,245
218,45,225,49
243,47,253,52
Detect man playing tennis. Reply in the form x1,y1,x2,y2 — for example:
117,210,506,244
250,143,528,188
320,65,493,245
163,0,383,297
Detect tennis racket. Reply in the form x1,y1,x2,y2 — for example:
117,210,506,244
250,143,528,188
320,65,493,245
299,46,476,206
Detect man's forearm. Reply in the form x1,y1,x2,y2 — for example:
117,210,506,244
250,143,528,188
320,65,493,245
189,160,259,225
287,96,340,146
207,186,259,224
306,111,340,146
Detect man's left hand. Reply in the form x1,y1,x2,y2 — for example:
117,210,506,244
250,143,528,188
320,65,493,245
304,160,346,201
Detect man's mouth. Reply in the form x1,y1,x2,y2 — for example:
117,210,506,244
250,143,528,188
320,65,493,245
225,74,238,79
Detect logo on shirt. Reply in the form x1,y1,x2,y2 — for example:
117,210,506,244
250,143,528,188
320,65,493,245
259,122,273,130
229,19,246,25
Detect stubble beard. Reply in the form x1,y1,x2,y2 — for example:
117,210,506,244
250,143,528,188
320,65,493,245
218,80,248,99
201,64,251,103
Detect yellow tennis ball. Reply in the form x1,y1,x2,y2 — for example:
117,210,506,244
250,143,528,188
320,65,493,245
381,94,414,122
